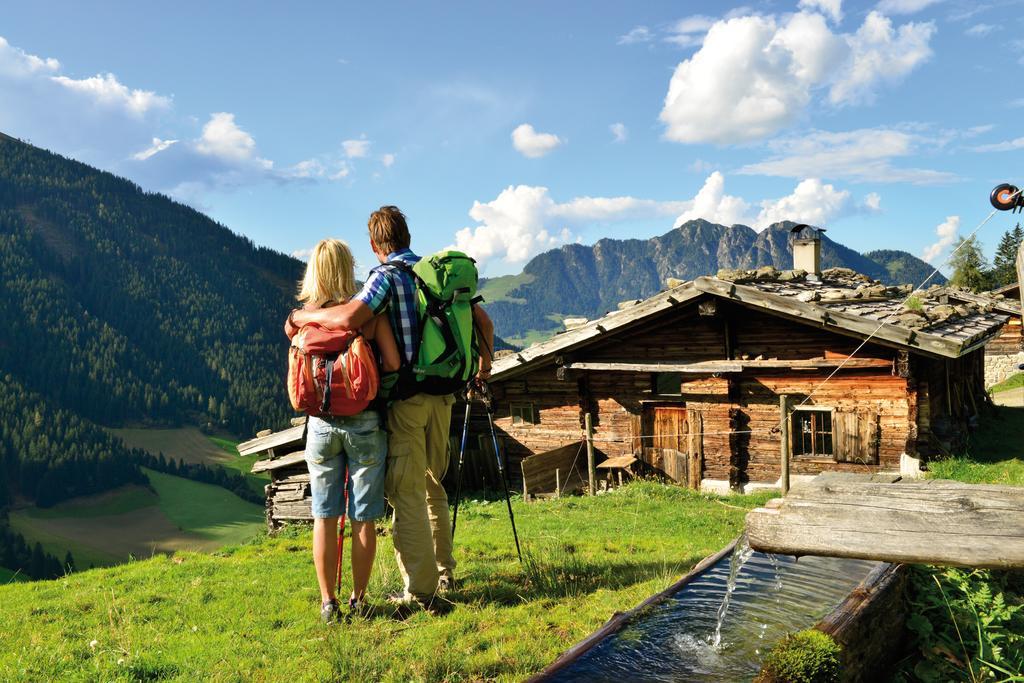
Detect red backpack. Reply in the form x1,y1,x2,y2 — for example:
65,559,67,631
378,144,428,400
286,322,379,417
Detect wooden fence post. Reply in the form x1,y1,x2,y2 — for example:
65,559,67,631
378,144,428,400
585,413,596,496
780,394,790,495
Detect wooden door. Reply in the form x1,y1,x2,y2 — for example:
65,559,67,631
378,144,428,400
642,405,697,487
652,406,687,451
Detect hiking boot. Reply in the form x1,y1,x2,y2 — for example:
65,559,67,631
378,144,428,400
320,598,341,624
347,596,369,619
437,574,460,595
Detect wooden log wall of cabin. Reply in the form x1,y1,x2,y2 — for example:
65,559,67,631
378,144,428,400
985,316,1022,356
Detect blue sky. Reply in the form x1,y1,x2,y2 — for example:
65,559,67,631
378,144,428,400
2,0,1023,276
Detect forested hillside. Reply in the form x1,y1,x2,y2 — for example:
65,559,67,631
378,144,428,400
0,132,302,507
864,249,947,289
483,219,943,344
0,132,301,435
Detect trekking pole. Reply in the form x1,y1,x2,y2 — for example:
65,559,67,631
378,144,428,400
450,397,473,541
335,467,349,597
479,382,523,563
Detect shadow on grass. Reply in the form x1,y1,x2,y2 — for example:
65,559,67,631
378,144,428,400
967,405,1024,462
453,544,711,606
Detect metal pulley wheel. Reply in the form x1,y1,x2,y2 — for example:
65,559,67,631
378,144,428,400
990,183,1022,211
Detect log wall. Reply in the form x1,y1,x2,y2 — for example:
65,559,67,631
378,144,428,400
982,317,1024,387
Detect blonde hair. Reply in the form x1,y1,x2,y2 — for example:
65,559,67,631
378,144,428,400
297,238,358,306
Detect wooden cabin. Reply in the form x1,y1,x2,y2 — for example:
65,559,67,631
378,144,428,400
485,241,1007,493
947,284,1022,388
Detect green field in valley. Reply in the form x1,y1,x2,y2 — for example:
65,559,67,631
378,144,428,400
0,483,772,681
110,426,270,496
7,470,265,572
143,468,264,544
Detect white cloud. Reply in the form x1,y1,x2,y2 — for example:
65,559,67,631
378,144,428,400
738,127,957,184
875,0,943,15
0,36,59,77
973,137,1024,152
672,172,753,227
342,137,371,158
609,122,628,143
659,10,933,144
830,12,934,106
755,178,850,226
511,123,563,158
799,0,843,23
329,163,351,181
195,112,272,169
618,26,653,45
51,73,170,117
132,137,178,161
454,173,866,270
965,23,996,37
291,247,314,260
922,215,960,262
664,15,716,46
863,192,882,211
381,153,396,167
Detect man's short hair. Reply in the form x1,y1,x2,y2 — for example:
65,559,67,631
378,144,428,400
368,205,411,254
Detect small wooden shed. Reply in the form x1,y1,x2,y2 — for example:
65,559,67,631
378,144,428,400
237,419,308,531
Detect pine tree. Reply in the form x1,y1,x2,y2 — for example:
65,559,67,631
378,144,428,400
991,223,1024,288
949,236,991,292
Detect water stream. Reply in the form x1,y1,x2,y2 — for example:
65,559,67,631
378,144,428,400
546,537,878,682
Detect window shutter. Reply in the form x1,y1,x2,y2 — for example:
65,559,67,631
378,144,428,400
834,409,879,464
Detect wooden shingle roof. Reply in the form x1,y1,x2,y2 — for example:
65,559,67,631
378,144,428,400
491,267,1009,380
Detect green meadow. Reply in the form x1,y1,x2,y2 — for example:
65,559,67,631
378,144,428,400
0,483,771,682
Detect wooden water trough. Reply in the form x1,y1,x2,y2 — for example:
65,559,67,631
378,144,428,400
746,472,1024,568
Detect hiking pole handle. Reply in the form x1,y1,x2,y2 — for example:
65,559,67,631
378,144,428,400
450,400,472,540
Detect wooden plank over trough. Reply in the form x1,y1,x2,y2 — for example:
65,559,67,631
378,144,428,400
746,473,1024,568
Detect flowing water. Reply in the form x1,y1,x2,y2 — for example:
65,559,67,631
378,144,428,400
546,538,878,682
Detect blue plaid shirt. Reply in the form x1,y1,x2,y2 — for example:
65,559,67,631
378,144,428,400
355,248,420,365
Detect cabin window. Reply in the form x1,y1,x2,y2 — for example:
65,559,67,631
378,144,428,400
511,403,537,425
792,408,834,458
653,372,683,396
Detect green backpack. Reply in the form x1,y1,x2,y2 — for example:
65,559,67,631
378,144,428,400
385,250,483,397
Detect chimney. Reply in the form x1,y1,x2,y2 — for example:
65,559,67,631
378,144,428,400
790,224,824,276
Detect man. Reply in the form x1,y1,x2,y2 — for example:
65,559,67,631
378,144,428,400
291,206,494,612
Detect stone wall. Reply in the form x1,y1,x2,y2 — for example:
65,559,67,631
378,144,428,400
985,351,1024,388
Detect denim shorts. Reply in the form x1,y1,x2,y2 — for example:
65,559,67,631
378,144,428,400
305,411,387,521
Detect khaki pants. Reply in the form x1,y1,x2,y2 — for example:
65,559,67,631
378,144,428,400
385,393,456,600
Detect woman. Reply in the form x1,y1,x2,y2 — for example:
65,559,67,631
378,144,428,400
293,238,400,623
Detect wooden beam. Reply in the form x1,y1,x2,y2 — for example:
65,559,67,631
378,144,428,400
562,358,892,374
238,424,304,457
746,474,1024,568
251,450,306,473
565,361,744,373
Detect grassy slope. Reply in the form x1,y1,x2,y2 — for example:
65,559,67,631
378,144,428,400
927,405,1024,486
0,483,772,682
990,372,1024,395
